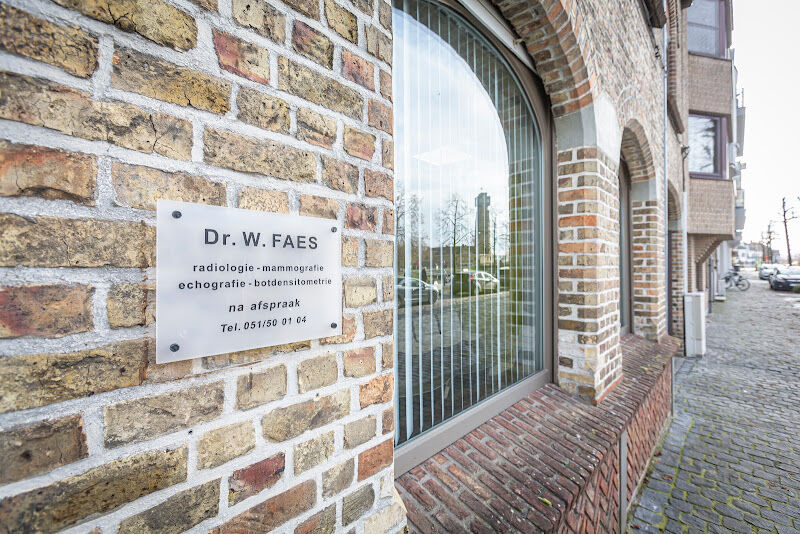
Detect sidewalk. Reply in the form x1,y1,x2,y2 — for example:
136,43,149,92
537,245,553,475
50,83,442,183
628,273,800,533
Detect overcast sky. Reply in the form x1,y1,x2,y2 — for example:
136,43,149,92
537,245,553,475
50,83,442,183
733,0,799,258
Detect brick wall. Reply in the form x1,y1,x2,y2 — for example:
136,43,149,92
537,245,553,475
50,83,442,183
669,230,685,338
687,53,734,117
687,178,735,237
0,0,403,532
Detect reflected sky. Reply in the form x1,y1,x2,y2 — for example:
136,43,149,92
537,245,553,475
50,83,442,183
394,7,510,250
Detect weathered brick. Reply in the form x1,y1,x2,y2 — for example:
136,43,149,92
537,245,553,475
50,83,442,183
325,0,357,43
344,416,376,448
297,194,337,220
0,214,154,267
0,141,96,204
213,30,270,85
365,25,392,63
298,108,337,149
352,0,374,15
368,100,392,134
112,48,230,113
320,313,356,344
344,277,377,308
294,431,334,474
346,203,377,231
381,340,393,369
357,438,392,480
344,346,377,377
204,127,315,183
295,504,336,534
379,1,392,30
232,0,286,43
286,0,321,18
214,479,315,532
190,0,218,10
238,187,290,213
382,407,394,434
292,21,333,68
262,389,349,442
365,169,393,200
197,421,255,469
363,308,392,339
297,352,338,392
107,283,154,328
112,162,225,210
278,57,363,119
323,458,354,497
51,0,196,51
343,237,359,266
202,341,310,370
381,275,394,302
383,208,395,234
0,71,192,160
322,156,359,194
365,239,393,267
0,339,147,413
343,484,375,525
117,479,219,534
228,453,285,504
342,50,375,90
0,284,93,339
364,498,404,534
0,446,187,533
237,365,288,410
380,70,392,100
104,382,224,447
0,4,98,77
142,344,193,384
359,373,393,407
237,87,290,133
344,126,376,160
0,414,88,485
382,139,394,170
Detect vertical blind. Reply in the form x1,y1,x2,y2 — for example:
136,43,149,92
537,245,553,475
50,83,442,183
393,0,544,447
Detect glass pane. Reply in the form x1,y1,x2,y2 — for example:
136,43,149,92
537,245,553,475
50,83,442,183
393,0,543,448
688,115,718,174
688,24,719,56
688,0,719,26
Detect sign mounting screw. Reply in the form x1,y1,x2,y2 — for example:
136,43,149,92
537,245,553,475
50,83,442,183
330,322,337,328
331,227,337,233
170,343,180,352
172,211,182,219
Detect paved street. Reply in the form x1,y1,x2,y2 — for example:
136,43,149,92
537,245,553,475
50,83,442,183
629,272,800,533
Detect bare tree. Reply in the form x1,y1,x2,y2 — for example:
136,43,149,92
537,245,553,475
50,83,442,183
437,194,471,271
761,221,777,264
780,197,798,265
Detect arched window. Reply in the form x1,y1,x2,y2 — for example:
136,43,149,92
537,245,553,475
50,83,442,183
619,161,633,335
393,0,552,468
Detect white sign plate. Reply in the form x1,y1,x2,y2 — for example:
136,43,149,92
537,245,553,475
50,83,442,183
156,200,342,363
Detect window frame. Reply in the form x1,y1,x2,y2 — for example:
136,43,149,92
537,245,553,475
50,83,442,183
618,160,634,336
392,0,556,476
687,0,728,59
688,113,728,180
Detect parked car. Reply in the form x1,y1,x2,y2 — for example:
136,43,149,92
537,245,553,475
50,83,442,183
769,265,800,291
759,264,779,280
396,277,440,306
451,271,500,296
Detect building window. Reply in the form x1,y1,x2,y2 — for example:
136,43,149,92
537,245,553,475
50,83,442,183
687,0,727,57
393,0,548,462
688,114,726,178
619,161,633,335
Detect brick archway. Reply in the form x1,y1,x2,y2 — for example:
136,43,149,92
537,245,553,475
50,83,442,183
492,0,593,117
620,120,666,341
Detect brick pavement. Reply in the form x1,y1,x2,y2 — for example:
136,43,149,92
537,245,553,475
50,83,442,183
629,273,800,533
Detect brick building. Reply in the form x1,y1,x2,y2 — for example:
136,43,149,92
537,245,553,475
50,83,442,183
0,0,741,533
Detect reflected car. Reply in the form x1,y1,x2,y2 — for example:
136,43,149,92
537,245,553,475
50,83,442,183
451,271,500,295
769,266,800,291
396,277,440,306
759,264,779,280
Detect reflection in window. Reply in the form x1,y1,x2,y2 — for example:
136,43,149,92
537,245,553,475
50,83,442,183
393,0,543,448
688,0,725,56
688,115,720,175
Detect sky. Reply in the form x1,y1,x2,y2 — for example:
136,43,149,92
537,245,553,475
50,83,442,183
733,0,800,259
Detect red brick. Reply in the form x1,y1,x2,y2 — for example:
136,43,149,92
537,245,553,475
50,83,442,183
357,438,392,480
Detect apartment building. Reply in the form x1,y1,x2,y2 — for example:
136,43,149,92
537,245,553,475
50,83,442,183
0,0,741,532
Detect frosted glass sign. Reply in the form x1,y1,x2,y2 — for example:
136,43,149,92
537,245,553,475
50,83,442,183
156,200,342,363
